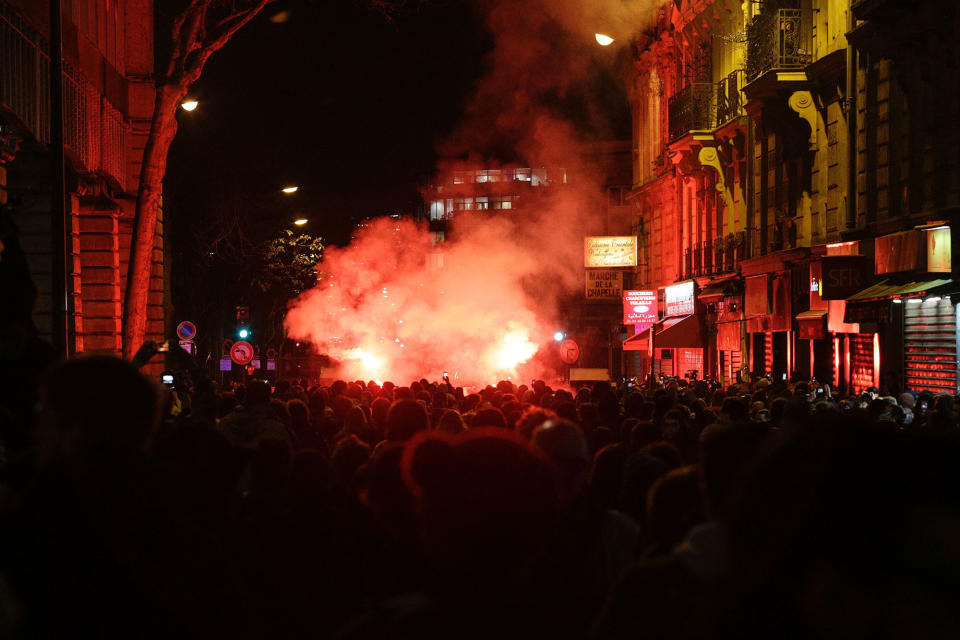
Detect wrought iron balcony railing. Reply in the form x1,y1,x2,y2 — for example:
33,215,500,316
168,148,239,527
746,8,813,82
0,5,127,190
668,82,714,142
715,70,744,126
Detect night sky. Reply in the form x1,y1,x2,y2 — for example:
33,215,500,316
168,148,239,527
164,0,490,248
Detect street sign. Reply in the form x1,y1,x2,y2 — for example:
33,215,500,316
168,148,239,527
222,339,233,354
266,348,277,359
219,357,232,371
176,320,197,341
178,339,194,354
230,340,254,365
559,338,580,364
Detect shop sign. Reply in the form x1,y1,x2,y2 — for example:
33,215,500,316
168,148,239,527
584,236,638,268
926,227,951,273
875,230,922,274
820,255,869,300
664,281,695,317
585,269,623,299
623,290,658,324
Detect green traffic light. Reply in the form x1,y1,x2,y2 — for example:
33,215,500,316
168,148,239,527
238,328,250,339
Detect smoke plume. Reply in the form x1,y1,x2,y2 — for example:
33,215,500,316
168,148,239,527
285,0,661,384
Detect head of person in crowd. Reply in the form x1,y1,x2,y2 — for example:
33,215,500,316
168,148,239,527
330,434,370,490
531,418,590,506
589,442,630,510
402,427,558,592
514,406,557,440
385,398,430,442
35,356,160,465
473,406,507,429
646,465,703,554
246,379,272,407
618,452,669,527
436,409,466,435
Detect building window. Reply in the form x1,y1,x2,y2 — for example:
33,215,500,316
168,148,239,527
475,196,489,210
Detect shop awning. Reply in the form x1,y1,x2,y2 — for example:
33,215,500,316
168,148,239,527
845,279,953,302
699,276,743,302
656,315,704,349
622,324,654,352
622,315,705,351
796,309,828,340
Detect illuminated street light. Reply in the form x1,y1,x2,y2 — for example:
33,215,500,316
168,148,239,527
282,186,299,194
180,99,198,111
554,331,565,342
595,33,614,46
293,218,308,226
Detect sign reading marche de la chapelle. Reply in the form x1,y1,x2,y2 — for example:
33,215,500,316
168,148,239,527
585,269,623,299
584,236,638,268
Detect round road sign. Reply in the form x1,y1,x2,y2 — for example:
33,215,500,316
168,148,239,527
560,338,580,364
176,321,197,341
266,348,278,359
230,340,255,366
222,339,234,355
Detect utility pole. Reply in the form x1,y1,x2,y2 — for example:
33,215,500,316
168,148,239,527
49,0,70,356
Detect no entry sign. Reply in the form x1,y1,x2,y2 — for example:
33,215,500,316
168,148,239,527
230,340,254,366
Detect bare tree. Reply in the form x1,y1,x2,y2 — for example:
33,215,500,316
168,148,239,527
122,0,421,357
122,0,273,357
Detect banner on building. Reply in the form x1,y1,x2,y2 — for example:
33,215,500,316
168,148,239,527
584,236,638,268
623,290,657,324
585,269,623,299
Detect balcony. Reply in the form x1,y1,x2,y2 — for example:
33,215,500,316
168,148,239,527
668,83,714,142
715,70,745,127
746,8,813,82
0,6,128,191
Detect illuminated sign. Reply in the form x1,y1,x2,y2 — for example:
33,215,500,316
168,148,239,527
623,290,657,324
585,269,623,299
926,227,951,273
584,236,638,268
664,281,695,317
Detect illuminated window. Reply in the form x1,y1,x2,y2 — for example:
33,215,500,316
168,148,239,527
476,169,501,183
475,196,489,210
454,197,473,211
429,201,444,220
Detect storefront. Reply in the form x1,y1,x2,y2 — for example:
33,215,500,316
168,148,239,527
622,281,706,380
699,276,744,386
843,225,958,395
802,249,872,392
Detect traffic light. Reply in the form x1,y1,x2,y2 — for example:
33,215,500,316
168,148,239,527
236,305,251,340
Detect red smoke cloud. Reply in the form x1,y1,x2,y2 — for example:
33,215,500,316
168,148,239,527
284,0,660,384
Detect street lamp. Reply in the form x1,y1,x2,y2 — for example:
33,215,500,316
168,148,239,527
595,33,614,47
282,185,299,194
554,331,566,342
293,218,308,226
180,99,198,111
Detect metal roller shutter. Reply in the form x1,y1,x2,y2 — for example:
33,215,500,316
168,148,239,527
904,298,958,394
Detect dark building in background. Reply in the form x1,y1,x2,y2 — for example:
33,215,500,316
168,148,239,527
0,0,161,356
419,140,633,378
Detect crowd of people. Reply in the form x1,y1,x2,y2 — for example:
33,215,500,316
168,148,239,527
0,340,959,639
